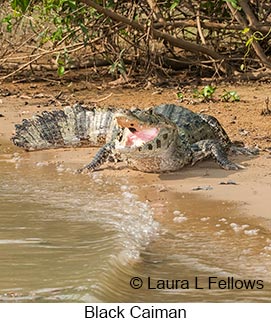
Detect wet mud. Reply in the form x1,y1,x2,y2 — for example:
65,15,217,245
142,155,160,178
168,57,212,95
0,81,270,302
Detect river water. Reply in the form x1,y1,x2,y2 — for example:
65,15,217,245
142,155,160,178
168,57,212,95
0,146,271,302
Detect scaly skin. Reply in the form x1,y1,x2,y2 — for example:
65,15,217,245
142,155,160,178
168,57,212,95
12,103,243,173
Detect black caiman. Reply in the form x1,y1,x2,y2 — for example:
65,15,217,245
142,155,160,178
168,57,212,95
12,103,254,173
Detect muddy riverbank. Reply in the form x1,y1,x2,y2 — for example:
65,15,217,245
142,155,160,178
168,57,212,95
1,81,270,219
0,80,271,302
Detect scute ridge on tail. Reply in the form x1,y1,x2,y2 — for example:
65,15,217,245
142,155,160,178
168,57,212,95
11,104,120,151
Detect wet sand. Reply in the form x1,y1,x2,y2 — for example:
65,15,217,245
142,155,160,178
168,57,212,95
1,82,271,302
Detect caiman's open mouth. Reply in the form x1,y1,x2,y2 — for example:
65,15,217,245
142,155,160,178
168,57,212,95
116,116,159,148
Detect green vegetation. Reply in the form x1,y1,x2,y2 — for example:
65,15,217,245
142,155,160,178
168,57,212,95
221,90,240,102
177,87,240,103
176,92,184,102
1,1,271,81
193,85,216,102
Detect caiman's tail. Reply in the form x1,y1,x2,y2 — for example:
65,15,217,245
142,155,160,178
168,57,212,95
12,104,119,151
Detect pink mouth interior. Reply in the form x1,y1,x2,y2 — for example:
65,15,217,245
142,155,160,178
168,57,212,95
125,128,159,147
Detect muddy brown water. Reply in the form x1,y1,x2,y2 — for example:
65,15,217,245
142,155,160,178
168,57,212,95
0,142,271,302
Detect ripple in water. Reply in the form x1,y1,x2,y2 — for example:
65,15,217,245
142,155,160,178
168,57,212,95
1,160,271,302
0,162,159,301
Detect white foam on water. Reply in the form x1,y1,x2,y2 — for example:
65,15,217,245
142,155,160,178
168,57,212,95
244,229,259,236
36,161,49,167
173,215,187,223
200,217,210,222
173,210,182,216
0,164,161,302
230,222,250,233
77,190,159,262
2,167,160,265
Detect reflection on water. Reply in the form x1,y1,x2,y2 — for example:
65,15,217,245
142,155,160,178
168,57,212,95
0,152,271,302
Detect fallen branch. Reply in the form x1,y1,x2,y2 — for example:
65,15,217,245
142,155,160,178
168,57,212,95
91,92,113,103
196,8,206,45
0,43,85,81
238,0,260,27
233,68,271,81
153,19,271,33
79,0,231,74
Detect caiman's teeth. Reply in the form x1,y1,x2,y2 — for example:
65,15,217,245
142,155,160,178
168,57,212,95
131,138,145,148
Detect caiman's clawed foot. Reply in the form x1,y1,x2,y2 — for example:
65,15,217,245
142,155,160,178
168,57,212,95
77,142,115,174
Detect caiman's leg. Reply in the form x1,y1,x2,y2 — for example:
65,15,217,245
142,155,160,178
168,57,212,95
77,141,116,173
229,145,259,156
191,140,242,170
